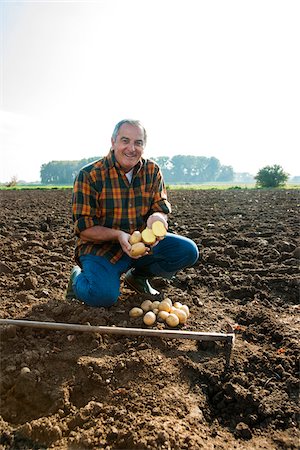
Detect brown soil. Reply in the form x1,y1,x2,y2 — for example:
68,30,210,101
0,188,299,450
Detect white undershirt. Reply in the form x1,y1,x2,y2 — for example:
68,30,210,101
125,168,134,183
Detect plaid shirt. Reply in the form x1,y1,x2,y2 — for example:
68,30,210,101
72,150,171,264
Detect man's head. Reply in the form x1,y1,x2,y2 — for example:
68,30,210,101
111,120,147,173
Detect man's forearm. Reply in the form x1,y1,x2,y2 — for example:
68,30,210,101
80,226,121,243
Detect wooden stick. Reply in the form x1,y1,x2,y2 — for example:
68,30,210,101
0,318,234,343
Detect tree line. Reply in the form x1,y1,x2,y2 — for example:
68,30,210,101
40,157,98,184
40,155,234,184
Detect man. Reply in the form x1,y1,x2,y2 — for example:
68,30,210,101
66,119,199,307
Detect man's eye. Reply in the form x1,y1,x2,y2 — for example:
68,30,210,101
135,141,144,147
121,138,129,143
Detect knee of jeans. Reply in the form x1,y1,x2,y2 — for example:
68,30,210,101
80,284,119,308
187,241,200,266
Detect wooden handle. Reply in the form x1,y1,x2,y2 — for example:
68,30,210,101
0,318,234,343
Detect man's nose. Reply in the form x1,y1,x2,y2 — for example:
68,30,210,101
128,141,136,151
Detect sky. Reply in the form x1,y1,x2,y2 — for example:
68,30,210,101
1,0,300,182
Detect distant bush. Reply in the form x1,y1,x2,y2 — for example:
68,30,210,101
255,165,289,188
5,176,18,187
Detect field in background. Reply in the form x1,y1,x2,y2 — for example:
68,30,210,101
1,182,300,190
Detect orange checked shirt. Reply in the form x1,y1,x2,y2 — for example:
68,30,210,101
72,150,171,264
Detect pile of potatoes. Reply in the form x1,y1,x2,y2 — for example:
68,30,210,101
130,220,167,256
129,298,190,328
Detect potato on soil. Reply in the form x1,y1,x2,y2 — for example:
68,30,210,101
140,300,153,312
129,231,142,245
158,310,169,321
141,228,156,245
152,220,167,237
151,300,161,310
173,301,183,309
158,301,171,312
163,298,173,307
166,313,180,327
173,308,187,324
129,307,144,318
180,304,190,317
130,242,147,256
143,311,156,326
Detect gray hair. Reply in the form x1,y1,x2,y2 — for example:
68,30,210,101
111,119,147,145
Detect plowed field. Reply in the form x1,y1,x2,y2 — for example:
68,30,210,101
0,188,299,449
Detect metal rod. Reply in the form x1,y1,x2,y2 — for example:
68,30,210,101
0,318,234,343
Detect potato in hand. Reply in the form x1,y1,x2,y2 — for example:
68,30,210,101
152,220,167,238
129,221,166,254
129,230,142,245
130,242,147,257
141,228,156,245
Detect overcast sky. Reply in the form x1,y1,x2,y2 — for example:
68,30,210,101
1,0,299,182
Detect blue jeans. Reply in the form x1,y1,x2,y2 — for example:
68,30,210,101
73,233,199,307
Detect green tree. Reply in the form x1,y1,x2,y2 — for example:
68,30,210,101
40,157,99,184
150,155,234,183
205,157,221,181
216,165,234,182
151,157,173,182
255,164,289,188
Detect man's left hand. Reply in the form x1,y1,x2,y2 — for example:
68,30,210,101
147,212,168,230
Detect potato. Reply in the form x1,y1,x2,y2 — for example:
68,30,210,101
158,310,169,321
158,301,171,312
130,242,146,256
166,313,180,327
129,231,142,245
163,298,173,307
129,307,144,318
140,300,153,312
143,311,156,326
173,308,187,324
152,300,161,310
173,301,183,309
152,220,167,237
180,304,190,318
141,228,156,245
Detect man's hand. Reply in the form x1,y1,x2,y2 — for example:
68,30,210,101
147,212,168,230
118,231,150,259
146,212,168,247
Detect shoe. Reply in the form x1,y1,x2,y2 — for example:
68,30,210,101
124,268,160,296
65,266,81,300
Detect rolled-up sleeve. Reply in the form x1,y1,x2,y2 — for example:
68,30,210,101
150,168,172,215
72,170,102,236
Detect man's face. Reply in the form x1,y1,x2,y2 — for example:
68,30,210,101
111,123,145,173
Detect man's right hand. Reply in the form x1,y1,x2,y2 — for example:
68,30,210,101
119,231,149,259
118,231,132,255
